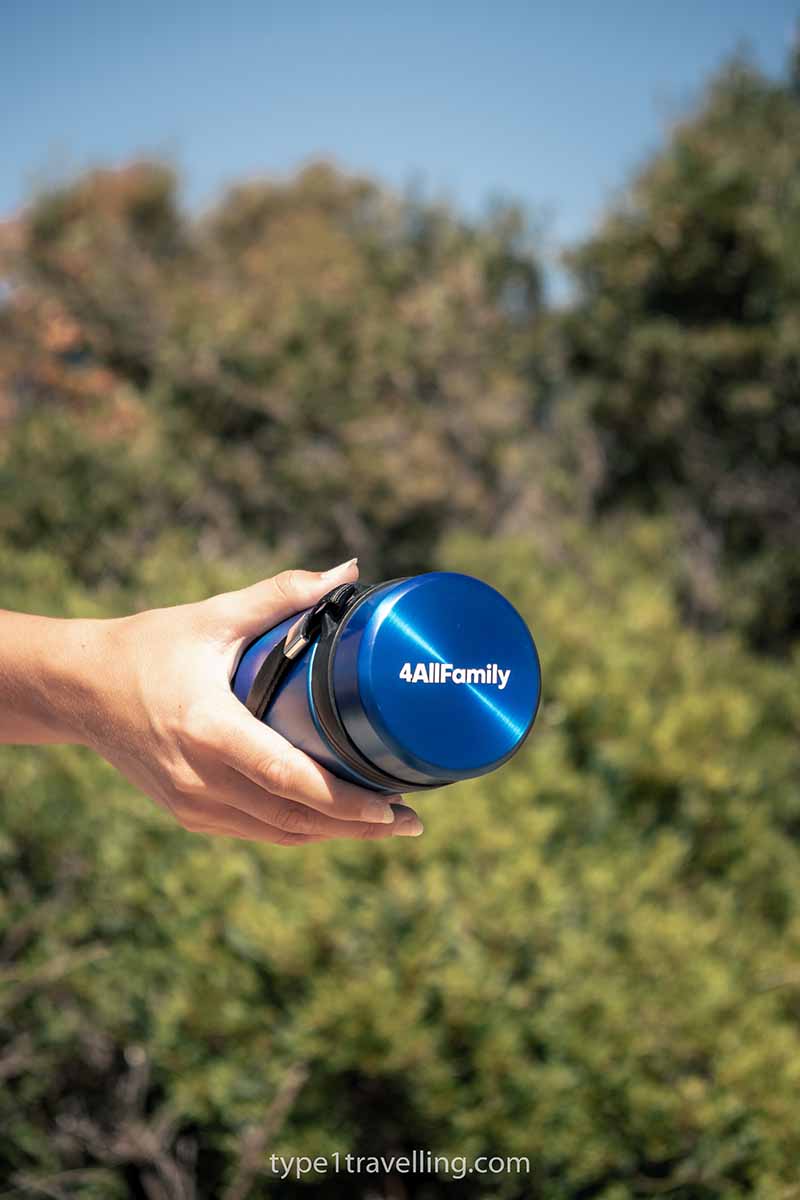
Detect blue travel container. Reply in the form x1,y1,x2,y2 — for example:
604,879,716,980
232,572,541,794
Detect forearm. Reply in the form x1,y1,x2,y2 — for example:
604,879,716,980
0,610,109,745
0,566,423,844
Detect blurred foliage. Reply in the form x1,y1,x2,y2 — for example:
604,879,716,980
0,160,547,586
1,528,800,1198
1,49,799,1200
560,59,800,650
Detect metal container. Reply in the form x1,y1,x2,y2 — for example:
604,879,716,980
232,572,541,794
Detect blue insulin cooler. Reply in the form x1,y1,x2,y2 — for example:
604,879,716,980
231,572,542,795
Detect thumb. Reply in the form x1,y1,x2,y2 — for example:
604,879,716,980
214,558,360,639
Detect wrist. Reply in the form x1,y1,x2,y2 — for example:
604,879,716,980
57,614,118,744
0,612,120,746
52,616,122,747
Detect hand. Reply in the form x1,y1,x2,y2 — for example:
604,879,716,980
65,560,424,846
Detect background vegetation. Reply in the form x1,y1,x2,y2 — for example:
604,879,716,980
0,51,799,1199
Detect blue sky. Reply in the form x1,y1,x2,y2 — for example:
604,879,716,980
2,1,797,292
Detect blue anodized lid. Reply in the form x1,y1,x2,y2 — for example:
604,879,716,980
331,572,541,784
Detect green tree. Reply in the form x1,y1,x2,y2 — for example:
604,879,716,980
560,59,800,650
2,526,800,1198
2,45,800,1200
0,162,546,587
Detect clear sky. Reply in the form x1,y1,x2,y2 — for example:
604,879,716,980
2,0,797,292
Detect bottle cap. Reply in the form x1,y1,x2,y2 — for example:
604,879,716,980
330,572,541,784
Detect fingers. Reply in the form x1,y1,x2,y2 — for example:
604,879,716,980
171,790,423,845
164,555,429,850
215,697,402,825
212,559,359,639
169,795,328,846
214,762,423,839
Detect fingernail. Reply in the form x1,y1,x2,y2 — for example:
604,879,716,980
364,797,396,824
391,805,424,837
321,557,358,580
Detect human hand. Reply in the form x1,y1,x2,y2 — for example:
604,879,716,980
62,560,424,845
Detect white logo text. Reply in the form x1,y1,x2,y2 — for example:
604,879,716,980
398,662,511,690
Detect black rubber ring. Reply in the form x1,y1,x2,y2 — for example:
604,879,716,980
309,580,442,794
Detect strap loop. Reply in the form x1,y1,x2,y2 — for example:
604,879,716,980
244,583,361,721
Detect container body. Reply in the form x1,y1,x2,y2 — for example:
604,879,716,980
232,572,541,793
233,612,380,789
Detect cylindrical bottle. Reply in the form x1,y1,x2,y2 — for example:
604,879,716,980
232,572,541,794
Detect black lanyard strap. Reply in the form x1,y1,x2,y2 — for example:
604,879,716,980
243,583,362,722
243,577,442,793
